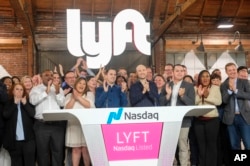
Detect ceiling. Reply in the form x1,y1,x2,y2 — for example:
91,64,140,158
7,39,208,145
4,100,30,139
1,0,250,51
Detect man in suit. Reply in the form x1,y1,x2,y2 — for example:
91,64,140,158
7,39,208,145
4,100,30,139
95,68,128,108
129,64,158,107
160,64,195,166
221,62,250,150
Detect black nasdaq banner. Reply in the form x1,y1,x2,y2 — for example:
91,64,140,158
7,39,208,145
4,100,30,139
229,150,250,166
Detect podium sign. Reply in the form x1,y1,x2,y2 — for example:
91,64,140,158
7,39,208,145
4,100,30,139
43,106,214,166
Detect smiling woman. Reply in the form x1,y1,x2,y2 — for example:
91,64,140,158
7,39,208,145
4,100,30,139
194,70,222,166
64,77,95,166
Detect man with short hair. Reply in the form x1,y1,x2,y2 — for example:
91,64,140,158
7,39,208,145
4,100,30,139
161,64,195,166
129,64,158,107
163,63,174,82
146,66,154,81
117,67,128,80
30,69,65,166
62,71,76,96
95,68,128,108
237,66,248,80
221,63,250,150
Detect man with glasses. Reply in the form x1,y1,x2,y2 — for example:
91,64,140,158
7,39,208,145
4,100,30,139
62,71,76,96
163,63,174,83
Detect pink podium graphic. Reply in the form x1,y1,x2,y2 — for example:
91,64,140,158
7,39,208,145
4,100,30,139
43,106,214,166
102,123,162,161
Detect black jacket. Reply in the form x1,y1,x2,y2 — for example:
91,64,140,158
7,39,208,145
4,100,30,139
0,82,8,147
3,98,35,150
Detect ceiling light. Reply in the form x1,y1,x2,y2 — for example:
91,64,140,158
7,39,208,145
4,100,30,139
217,24,234,29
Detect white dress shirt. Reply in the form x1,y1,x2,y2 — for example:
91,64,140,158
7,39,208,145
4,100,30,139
29,83,65,119
171,80,182,106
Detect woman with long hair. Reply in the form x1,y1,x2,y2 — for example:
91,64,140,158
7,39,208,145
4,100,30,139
21,75,33,95
64,77,95,166
194,70,222,166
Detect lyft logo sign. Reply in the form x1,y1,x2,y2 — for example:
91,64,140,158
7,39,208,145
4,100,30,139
67,9,151,69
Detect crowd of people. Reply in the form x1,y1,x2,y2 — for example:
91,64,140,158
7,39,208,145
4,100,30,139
0,57,250,166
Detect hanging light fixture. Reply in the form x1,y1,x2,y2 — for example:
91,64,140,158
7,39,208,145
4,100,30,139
228,31,244,51
192,33,205,52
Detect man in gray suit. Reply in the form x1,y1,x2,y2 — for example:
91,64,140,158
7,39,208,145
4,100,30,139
160,64,195,166
221,62,250,150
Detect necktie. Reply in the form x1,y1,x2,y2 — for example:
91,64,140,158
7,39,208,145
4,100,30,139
16,102,25,140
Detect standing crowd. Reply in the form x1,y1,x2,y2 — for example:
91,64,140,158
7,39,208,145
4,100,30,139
0,57,250,166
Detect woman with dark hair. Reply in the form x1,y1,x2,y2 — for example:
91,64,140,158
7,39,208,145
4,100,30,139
194,70,222,166
1,76,13,96
183,75,194,84
86,75,97,94
64,77,95,166
12,76,21,84
115,75,127,87
153,74,165,106
2,83,36,166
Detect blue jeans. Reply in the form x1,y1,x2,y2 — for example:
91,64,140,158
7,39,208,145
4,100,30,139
227,114,250,150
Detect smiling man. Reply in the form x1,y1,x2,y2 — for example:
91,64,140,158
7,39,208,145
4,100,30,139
221,63,250,150
95,68,128,108
129,64,158,107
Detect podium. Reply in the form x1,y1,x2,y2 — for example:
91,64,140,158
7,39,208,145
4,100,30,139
43,106,214,166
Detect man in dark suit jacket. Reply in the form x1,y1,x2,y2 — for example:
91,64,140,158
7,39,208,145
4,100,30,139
221,62,250,150
160,64,195,166
129,64,158,107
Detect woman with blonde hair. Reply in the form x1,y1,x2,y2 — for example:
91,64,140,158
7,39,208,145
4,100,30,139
21,75,33,95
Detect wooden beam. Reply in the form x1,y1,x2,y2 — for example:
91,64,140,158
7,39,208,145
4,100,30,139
0,38,22,49
153,0,197,45
27,36,34,76
0,38,22,44
9,0,33,36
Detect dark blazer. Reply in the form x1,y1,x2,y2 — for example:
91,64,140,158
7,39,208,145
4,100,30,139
221,78,250,125
129,80,159,107
2,98,35,150
160,80,195,127
95,84,128,108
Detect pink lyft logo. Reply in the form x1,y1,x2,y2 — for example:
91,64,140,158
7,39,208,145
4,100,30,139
101,123,163,161
67,9,151,69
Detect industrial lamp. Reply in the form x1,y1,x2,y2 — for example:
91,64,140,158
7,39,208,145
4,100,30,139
192,33,205,52
228,31,244,51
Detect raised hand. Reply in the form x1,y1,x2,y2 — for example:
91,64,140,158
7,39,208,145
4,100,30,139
229,78,236,92
203,87,210,98
103,80,109,92
21,96,27,105
46,79,52,94
178,87,185,98
197,85,204,97
121,82,127,92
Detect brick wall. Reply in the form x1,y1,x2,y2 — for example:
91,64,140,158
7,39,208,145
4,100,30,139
0,43,28,79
